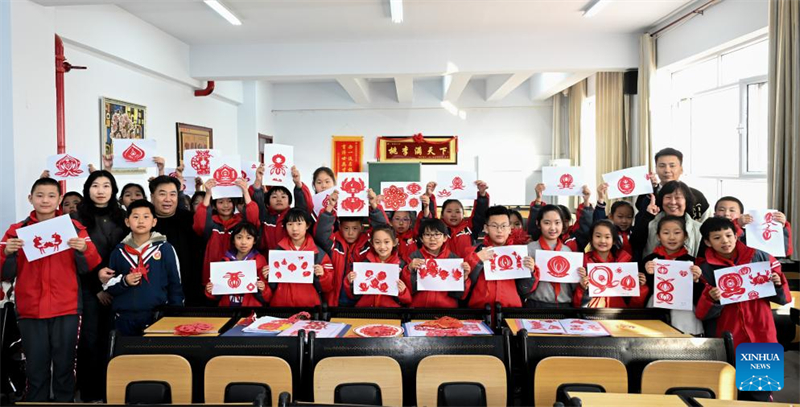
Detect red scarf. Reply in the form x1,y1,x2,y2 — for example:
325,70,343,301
538,236,565,299
652,245,689,260
124,243,151,283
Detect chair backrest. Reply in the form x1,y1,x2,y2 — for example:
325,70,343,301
205,356,293,405
641,360,737,400
107,354,192,404
533,356,627,407
416,355,507,407
313,356,402,406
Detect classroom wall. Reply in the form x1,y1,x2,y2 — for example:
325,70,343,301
272,78,553,205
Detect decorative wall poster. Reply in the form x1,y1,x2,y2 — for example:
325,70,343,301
112,139,157,169
352,262,400,296
602,166,654,199
262,144,294,187
376,134,458,164
209,155,242,199
404,320,493,337
534,250,584,283
182,149,220,177
277,320,349,338
241,161,259,185
46,153,89,181
651,260,694,311
434,171,478,201
380,181,424,212
483,245,531,281
267,251,314,284
313,188,337,216
745,210,786,257
416,258,465,292
176,123,213,168
560,319,611,336
519,319,567,335
337,173,369,217
541,166,585,196
209,260,257,295
101,97,146,171
331,136,364,173
586,262,640,297
714,261,776,305
16,214,79,262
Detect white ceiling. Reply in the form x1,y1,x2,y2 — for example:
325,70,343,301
38,0,693,46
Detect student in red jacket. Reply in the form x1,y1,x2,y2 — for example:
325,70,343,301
524,204,578,308
0,178,102,402
714,196,793,257
573,220,649,308
428,180,490,258
205,222,270,307
344,225,411,307
402,219,473,308
250,164,313,253
194,177,260,301
468,206,536,309
527,183,594,250
593,183,635,256
314,188,389,306
264,208,334,307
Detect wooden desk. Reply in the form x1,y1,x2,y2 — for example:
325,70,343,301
330,318,402,337
143,316,232,335
507,319,691,338
695,398,799,407
566,392,688,407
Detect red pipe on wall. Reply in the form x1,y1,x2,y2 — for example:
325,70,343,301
194,81,215,97
54,34,85,192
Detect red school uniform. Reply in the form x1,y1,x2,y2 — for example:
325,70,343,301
344,250,411,307
268,235,334,307
402,244,472,308
429,193,491,259
208,250,270,307
572,250,649,308
193,200,260,293
467,230,536,309
250,184,314,253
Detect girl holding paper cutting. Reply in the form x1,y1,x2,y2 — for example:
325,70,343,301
402,219,473,308
640,215,704,334
524,205,580,308
263,208,334,307
572,220,649,308
593,183,634,256
526,183,594,251
250,164,313,252
427,180,491,258
205,222,270,307
344,225,411,307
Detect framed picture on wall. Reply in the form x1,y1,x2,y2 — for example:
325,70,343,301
100,97,147,171
176,123,214,167
258,134,273,164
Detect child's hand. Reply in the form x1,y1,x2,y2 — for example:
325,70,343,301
690,265,702,282
772,272,782,286
126,273,142,286
737,214,754,227
597,183,608,203
476,248,494,262
40,169,50,179
367,188,378,209
638,272,646,286
644,261,656,275
347,271,356,283
535,183,545,201
773,211,787,225
195,177,203,188
578,266,588,288
153,156,165,175
708,287,721,302
204,178,217,190
67,237,87,252
410,258,425,271
581,185,591,203
261,266,269,279
2,238,23,256
205,281,213,293
102,154,113,170
426,182,437,196
97,291,113,306
648,171,659,188
98,267,115,284
461,262,471,276
235,178,249,191
523,256,535,272
291,166,302,187
646,194,660,216
257,281,265,291
326,191,339,213
397,280,407,293
420,194,430,207
254,164,265,187
476,180,488,196
313,264,324,277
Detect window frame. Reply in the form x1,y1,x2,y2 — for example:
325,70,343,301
738,74,768,178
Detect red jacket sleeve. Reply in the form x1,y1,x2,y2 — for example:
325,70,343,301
397,284,413,305
244,200,260,227
193,202,209,236
76,221,102,271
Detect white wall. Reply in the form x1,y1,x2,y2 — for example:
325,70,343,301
272,78,552,205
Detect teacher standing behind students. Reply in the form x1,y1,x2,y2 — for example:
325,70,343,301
631,181,703,260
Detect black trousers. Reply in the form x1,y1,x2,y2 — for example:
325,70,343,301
76,291,111,401
17,314,80,402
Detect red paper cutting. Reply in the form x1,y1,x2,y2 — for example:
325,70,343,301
54,154,84,178
382,185,409,211
214,164,237,186
122,143,146,162
617,175,635,195
224,271,244,288
190,150,212,175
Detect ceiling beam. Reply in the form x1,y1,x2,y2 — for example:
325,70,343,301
529,72,593,101
394,76,414,103
336,77,370,104
442,73,472,102
485,72,532,101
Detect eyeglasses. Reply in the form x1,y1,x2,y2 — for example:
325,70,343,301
422,232,444,239
487,223,510,231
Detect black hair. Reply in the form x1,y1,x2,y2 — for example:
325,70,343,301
371,224,397,241
509,210,525,228
536,204,564,225
657,215,687,235
339,217,365,226
312,167,336,184
656,181,695,216
212,196,243,210
60,191,82,211
654,147,684,165
609,201,634,216
126,199,156,217
266,186,293,207
31,177,61,195
590,219,619,251
229,222,259,250
191,191,206,204
120,183,147,202
557,205,572,224
485,205,511,221
148,175,181,194
78,170,126,230
715,196,744,214
417,218,449,240
700,217,737,240
442,199,464,212
282,207,313,227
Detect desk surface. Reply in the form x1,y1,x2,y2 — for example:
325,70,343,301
330,318,402,337
507,319,691,338
566,392,688,407
695,398,798,407
143,316,232,335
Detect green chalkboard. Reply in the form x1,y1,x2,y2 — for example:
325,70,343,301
367,162,421,192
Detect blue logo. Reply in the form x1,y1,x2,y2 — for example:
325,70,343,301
736,343,784,391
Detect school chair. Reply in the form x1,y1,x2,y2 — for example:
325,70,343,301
106,354,192,404
640,360,737,400
416,354,507,407
205,356,293,405
533,356,627,407
313,356,402,406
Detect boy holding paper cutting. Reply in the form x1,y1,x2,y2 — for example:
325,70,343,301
1,178,102,402
345,225,411,307
428,180,491,258
205,223,269,307
713,196,793,257
105,200,184,336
